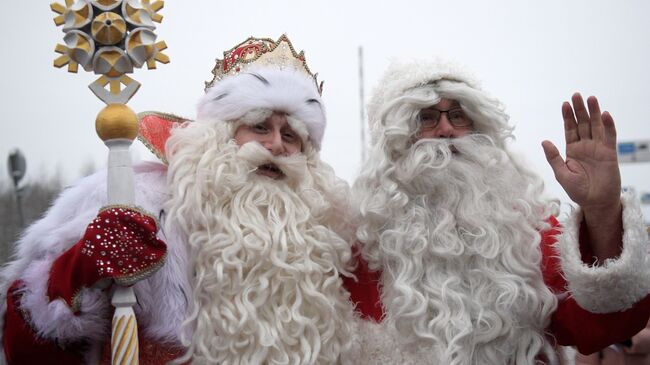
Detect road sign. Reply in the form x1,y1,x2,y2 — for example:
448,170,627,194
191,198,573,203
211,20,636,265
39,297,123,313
618,140,650,163
641,193,650,205
7,149,26,187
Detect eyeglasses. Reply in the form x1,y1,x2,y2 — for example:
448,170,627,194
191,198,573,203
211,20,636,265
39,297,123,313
419,107,472,129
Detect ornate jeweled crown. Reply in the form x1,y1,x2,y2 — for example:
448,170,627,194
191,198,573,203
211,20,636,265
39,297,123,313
204,34,323,95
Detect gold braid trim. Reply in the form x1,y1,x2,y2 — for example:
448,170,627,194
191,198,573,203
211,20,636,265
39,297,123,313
13,285,80,349
136,111,192,165
98,204,161,230
114,251,167,286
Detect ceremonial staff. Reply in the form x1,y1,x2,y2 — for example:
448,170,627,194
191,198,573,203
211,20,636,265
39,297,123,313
50,1,169,363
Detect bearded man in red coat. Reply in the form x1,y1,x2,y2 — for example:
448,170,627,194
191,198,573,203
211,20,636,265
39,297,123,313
0,35,358,365
345,58,650,364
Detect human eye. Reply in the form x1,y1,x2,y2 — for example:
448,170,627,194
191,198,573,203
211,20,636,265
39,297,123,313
282,130,297,142
419,110,439,125
448,109,466,122
252,123,268,133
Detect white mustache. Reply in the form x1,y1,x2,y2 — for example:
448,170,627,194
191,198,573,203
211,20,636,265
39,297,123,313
236,142,308,183
410,135,503,164
396,135,507,187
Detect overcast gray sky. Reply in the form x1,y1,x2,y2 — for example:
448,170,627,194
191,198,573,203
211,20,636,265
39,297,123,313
2,0,649,217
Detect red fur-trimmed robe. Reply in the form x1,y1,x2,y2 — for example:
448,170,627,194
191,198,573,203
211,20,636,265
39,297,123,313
2,164,650,364
343,212,650,360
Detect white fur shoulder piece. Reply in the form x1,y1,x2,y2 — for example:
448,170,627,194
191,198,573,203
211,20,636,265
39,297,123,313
0,162,170,347
557,190,650,313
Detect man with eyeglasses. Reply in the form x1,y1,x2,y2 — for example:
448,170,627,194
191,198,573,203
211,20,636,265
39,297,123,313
343,58,650,364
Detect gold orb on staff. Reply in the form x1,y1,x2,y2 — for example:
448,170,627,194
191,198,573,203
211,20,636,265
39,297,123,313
50,1,169,364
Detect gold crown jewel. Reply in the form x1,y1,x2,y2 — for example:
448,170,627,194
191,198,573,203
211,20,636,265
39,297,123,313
205,34,323,95
51,0,169,104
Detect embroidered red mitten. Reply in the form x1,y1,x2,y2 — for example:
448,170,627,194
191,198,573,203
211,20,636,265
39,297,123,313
47,206,167,313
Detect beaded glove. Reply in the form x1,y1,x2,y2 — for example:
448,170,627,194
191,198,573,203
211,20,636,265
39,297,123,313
47,206,167,313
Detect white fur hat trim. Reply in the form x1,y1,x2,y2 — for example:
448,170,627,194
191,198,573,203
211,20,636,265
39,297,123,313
197,66,326,150
367,57,481,125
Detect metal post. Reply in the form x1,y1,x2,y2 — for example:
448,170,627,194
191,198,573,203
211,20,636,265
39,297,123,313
14,188,24,228
358,46,366,163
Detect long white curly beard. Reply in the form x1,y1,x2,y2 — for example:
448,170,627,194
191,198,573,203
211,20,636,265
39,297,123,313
357,135,559,365
166,133,355,365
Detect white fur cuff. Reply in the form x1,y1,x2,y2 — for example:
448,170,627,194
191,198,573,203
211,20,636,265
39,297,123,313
19,258,111,343
557,190,650,313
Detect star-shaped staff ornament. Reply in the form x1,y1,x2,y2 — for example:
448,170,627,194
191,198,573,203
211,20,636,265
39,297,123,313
50,1,169,364
52,0,169,104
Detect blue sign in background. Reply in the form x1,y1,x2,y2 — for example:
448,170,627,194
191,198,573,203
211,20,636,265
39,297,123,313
618,143,636,154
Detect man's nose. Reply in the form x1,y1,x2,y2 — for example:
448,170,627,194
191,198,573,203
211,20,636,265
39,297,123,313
265,131,285,156
434,115,456,138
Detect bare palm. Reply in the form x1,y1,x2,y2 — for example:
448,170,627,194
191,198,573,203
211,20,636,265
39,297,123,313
542,93,621,210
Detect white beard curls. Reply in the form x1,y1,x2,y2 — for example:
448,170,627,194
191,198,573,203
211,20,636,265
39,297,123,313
165,125,355,365
356,135,559,365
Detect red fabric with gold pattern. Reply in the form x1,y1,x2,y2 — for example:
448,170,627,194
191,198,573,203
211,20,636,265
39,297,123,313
137,112,189,164
47,206,167,313
3,281,84,365
223,41,270,71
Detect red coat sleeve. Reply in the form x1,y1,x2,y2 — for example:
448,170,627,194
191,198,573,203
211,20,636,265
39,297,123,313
3,281,84,365
343,217,650,356
541,216,650,355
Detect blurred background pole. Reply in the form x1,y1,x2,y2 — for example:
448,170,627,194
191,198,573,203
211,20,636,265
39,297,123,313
358,46,366,163
7,149,26,228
